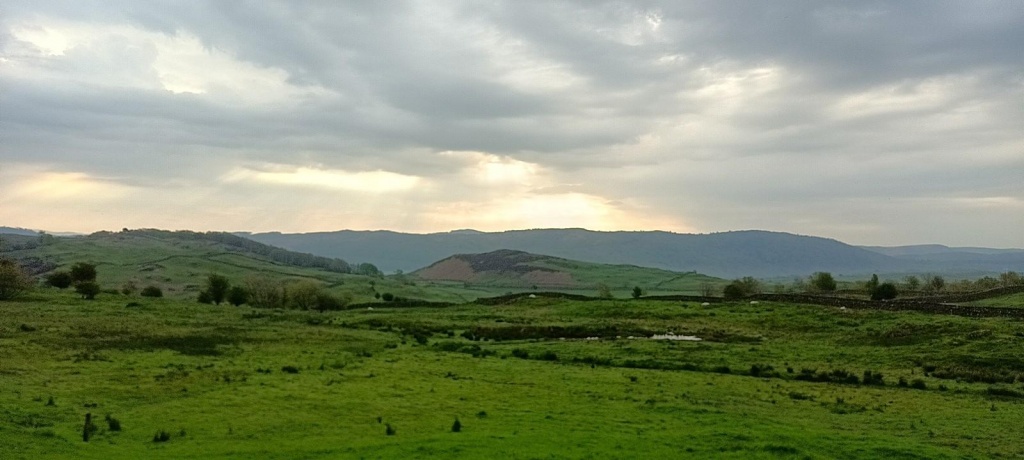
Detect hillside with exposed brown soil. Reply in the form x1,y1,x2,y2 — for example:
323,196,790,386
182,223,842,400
415,249,577,287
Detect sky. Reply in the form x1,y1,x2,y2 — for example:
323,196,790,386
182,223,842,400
1,1,1022,247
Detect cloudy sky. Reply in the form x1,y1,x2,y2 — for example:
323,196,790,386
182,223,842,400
1,1,1022,247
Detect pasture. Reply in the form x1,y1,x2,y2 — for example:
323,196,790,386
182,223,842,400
2,291,1023,458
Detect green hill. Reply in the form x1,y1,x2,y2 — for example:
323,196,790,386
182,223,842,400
0,230,561,303
415,249,724,295
1,230,362,298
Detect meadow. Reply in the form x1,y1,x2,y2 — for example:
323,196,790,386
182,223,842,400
2,290,1023,459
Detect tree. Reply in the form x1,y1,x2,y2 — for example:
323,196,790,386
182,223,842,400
227,286,248,306
810,272,837,292
865,274,879,294
999,271,1022,287
926,275,945,293
140,286,163,298
355,263,382,276
46,271,73,289
197,290,213,304
595,283,613,299
736,277,762,295
722,282,746,300
203,274,230,305
69,263,97,284
699,282,717,298
631,286,643,299
75,281,101,300
871,282,898,300
0,259,33,300
903,275,920,291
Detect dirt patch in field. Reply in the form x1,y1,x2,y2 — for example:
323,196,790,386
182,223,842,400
417,258,478,282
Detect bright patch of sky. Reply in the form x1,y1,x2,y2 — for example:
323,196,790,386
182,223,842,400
1,1,1021,246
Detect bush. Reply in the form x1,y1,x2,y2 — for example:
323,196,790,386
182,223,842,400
197,291,213,304
104,414,121,431
722,283,746,300
69,263,97,283
871,282,899,300
862,370,885,386
631,286,643,299
910,379,927,390
227,286,248,306
153,430,171,443
810,272,837,292
0,259,33,300
140,286,163,298
511,348,529,359
203,274,230,305
75,281,101,300
385,423,396,436
281,366,300,374
451,418,461,432
45,271,73,289
381,293,395,302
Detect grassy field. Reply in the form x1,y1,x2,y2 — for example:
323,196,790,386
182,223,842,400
2,290,1023,459
3,233,719,304
965,292,1024,308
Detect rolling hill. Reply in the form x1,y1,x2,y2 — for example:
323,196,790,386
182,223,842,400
1,229,360,298
414,249,723,293
245,229,908,278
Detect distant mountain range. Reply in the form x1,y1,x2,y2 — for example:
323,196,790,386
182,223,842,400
241,228,1024,278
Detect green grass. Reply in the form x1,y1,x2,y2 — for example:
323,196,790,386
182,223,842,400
964,291,1024,308
3,291,1024,458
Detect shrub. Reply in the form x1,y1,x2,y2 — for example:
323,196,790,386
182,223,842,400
712,366,731,374
451,418,461,432
910,379,927,390
226,286,247,306
75,281,101,300
810,272,837,292
871,282,899,301
538,351,558,361
288,280,321,310
45,271,73,289
381,293,395,302
140,286,163,298
153,430,171,443
862,370,885,386
0,259,33,300
244,275,285,309
281,366,300,374
987,387,1024,398
722,283,746,300
203,274,230,305
197,290,213,304
69,263,97,283
120,281,137,296
104,414,121,431
511,348,529,359
788,391,812,401
631,286,643,299
385,423,396,436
